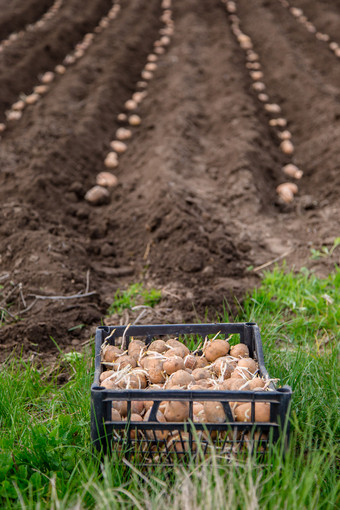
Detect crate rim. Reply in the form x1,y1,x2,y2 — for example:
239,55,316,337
92,321,289,392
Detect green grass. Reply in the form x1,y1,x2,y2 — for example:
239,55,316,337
0,265,339,509
107,283,162,315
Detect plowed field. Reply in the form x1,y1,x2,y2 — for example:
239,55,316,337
0,0,339,360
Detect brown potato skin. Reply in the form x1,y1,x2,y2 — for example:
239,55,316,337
163,356,185,375
112,400,128,417
111,409,121,421
143,358,165,384
164,346,187,358
167,370,195,388
230,344,249,358
184,354,197,370
204,339,230,362
100,378,117,389
131,401,145,415
195,356,209,368
204,401,226,423
128,340,146,360
148,339,167,353
235,402,270,422
164,401,189,422
192,368,211,381
166,339,190,356
113,355,137,370
100,370,115,382
213,357,233,378
102,345,122,363
144,409,169,440
244,378,266,390
237,358,257,374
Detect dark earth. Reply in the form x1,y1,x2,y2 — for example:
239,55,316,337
0,0,339,361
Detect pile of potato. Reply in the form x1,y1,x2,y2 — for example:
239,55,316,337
100,337,272,432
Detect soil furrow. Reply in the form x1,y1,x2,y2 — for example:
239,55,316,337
290,0,340,39
0,0,339,361
237,0,340,200
0,0,112,117
0,0,54,41
264,0,340,85
0,0,164,352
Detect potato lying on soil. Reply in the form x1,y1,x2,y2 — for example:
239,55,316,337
96,172,118,188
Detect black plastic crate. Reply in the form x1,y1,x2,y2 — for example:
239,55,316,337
91,323,292,463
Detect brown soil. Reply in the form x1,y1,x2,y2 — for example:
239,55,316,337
0,0,339,361
0,1,54,41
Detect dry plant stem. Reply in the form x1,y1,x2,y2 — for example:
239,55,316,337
0,283,19,306
253,249,293,272
85,270,90,294
19,299,38,315
133,308,147,325
18,283,26,308
27,291,96,300
0,306,17,319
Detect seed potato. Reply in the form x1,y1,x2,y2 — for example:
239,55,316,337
167,369,195,388
230,343,249,358
235,402,270,422
164,401,189,422
204,339,230,362
163,356,185,375
166,339,190,356
148,339,167,353
144,409,168,440
204,401,226,423
237,358,257,373
213,357,234,378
